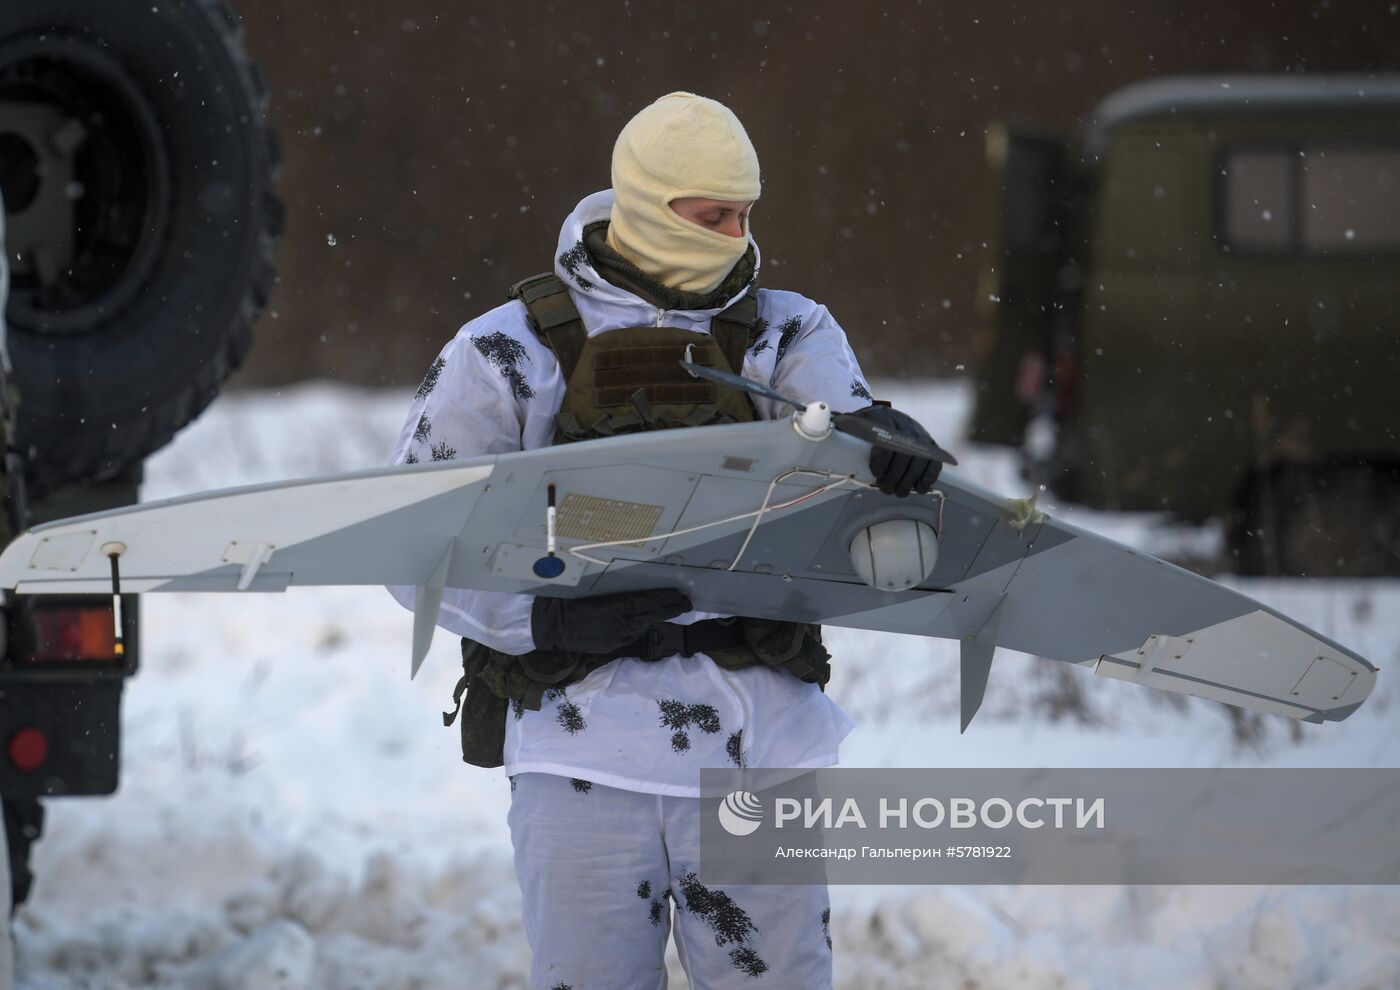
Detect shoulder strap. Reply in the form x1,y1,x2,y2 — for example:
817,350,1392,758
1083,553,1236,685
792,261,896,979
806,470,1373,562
508,272,587,382
708,287,760,374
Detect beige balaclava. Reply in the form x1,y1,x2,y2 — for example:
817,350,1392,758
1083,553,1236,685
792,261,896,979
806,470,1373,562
605,92,761,295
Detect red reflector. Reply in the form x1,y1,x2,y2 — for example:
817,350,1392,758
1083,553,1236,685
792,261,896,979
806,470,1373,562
29,606,117,661
8,728,48,772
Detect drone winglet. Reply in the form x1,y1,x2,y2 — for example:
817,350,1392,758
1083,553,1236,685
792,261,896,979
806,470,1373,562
412,541,456,679
960,596,1005,733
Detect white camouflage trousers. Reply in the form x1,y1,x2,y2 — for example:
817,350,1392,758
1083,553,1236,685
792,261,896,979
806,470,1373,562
507,772,833,989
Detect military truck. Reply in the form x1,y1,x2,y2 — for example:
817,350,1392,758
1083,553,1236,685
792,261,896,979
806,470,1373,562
0,0,280,913
971,75,1400,576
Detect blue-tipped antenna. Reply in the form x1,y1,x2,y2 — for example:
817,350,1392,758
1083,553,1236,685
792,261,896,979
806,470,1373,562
532,482,566,578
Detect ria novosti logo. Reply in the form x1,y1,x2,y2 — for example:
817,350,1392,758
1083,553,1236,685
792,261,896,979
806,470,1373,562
718,790,764,836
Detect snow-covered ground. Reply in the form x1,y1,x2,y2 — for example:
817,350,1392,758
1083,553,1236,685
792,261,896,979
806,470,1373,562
14,380,1400,989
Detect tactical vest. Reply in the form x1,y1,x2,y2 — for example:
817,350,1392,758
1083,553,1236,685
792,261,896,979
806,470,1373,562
508,271,761,443
446,273,830,769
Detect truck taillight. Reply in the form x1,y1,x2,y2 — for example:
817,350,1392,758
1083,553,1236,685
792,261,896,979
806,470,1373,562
26,604,118,662
1053,350,1077,418
8,728,48,771
1014,351,1047,408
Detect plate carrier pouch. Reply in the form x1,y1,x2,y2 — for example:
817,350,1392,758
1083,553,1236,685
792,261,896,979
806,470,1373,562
444,273,831,767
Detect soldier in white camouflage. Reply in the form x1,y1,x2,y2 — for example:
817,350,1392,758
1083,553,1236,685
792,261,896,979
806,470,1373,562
392,93,942,988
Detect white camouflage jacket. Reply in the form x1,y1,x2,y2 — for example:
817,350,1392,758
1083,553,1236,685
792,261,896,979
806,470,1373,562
390,189,875,653
388,190,870,794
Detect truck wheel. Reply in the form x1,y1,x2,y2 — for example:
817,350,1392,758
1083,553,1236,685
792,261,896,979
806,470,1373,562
1234,465,1400,576
0,0,282,498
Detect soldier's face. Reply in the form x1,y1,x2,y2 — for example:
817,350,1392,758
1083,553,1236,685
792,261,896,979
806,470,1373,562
669,197,753,238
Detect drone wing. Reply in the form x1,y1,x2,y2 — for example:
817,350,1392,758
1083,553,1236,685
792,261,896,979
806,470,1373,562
0,417,1377,724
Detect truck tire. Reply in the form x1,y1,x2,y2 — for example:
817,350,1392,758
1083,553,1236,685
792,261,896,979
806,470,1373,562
1233,465,1400,576
0,0,282,498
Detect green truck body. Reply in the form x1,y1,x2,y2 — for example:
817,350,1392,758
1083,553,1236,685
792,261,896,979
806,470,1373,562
973,76,1400,574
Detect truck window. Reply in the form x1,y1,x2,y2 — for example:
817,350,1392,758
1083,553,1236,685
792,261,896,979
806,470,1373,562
1220,146,1400,253
1222,149,1294,251
1302,149,1400,249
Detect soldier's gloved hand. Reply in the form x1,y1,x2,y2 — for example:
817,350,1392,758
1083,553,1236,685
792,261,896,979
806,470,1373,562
850,404,943,497
531,588,692,654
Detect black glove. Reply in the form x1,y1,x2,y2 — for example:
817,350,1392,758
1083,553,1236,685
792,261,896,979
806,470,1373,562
531,589,692,655
850,404,943,497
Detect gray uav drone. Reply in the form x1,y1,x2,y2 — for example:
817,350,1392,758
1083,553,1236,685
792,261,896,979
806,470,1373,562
0,362,1376,731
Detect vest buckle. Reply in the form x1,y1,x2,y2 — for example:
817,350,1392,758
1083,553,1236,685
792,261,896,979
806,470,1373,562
644,622,690,660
